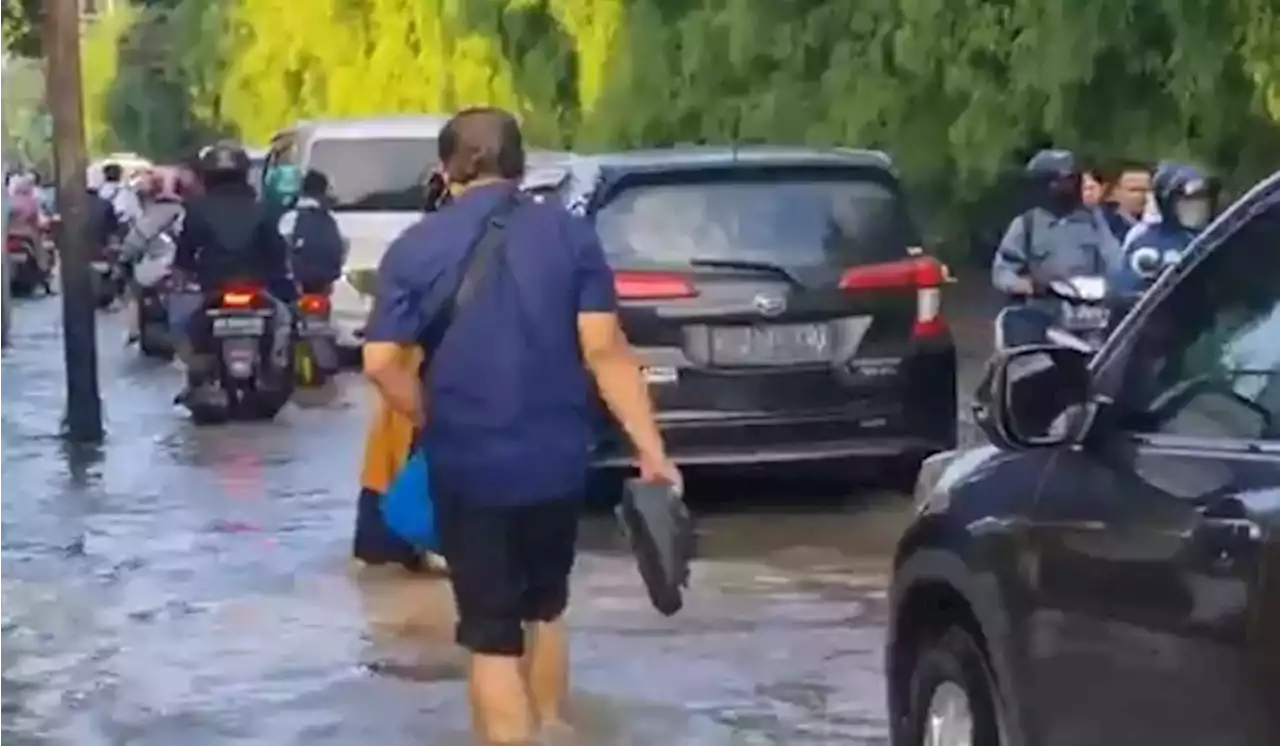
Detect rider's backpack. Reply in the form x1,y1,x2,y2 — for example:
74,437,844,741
288,206,345,285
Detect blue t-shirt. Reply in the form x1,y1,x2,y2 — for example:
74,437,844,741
364,181,617,505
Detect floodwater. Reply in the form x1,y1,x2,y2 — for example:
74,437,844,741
1,289,993,746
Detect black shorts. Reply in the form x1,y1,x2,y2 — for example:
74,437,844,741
436,493,580,656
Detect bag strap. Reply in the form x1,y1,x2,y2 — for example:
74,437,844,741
424,193,519,353
409,192,519,450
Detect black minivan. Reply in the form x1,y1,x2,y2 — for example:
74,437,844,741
555,146,958,476
886,171,1280,746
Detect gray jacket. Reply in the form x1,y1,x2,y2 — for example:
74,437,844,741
991,206,1123,295
121,201,184,263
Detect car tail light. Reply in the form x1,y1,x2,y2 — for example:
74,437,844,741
614,270,698,301
6,235,24,252
221,287,262,309
298,293,330,315
838,254,948,338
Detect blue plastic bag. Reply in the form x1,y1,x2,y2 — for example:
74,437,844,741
379,449,439,551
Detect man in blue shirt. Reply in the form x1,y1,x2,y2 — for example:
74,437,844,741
362,108,677,744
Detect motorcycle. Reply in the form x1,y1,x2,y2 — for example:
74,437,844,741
6,233,52,297
293,291,339,387
1043,275,1113,352
182,283,295,424
994,275,1117,354
134,233,180,359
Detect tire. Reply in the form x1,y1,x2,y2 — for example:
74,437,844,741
897,627,1003,746
10,278,35,298
139,324,174,359
188,402,229,425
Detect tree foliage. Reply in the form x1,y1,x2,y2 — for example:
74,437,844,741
1,0,41,58
52,0,1280,254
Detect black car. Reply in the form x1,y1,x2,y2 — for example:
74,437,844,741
554,146,958,477
886,171,1280,746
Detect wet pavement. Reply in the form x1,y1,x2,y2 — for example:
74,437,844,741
2,288,994,746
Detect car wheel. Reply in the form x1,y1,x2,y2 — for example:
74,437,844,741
900,627,1002,746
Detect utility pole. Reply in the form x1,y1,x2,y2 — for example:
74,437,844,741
46,0,103,443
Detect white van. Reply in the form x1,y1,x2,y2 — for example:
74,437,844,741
262,115,449,350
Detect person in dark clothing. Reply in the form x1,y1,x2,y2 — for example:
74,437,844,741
172,143,294,397
278,169,345,294
362,108,678,744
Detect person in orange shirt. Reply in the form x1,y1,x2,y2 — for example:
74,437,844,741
354,344,436,571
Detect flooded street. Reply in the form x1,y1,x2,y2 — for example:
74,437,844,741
2,291,992,745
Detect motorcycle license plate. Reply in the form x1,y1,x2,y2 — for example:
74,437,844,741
212,316,266,337
1062,303,1110,330
9,252,28,263
299,317,332,337
90,261,110,273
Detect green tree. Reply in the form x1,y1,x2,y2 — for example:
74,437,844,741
1,0,41,58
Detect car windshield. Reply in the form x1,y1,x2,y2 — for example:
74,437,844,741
594,174,918,267
307,137,437,212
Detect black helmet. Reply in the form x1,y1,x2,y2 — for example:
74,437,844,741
198,142,251,179
1025,149,1079,180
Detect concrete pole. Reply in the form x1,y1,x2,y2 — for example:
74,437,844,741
46,0,103,442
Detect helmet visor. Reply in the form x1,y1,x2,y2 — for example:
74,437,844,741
1174,196,1213,230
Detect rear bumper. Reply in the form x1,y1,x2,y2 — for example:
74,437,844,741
591,408,955,469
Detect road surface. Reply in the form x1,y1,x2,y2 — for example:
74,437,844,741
2,288,994,745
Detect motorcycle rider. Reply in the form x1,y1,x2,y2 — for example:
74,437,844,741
122,168,187,344
1115,162,1220,295
991,149,1124,349
5,173,54,293
172,143,294,400
97,162,142,233
278,169,345,295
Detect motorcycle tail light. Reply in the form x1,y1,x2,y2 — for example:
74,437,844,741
298,294,330,315
221,287,262,309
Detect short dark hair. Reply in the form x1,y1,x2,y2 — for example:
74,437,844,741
437,107,525,185
1099,159,1151,184
301,169,329,197
102,163,123,182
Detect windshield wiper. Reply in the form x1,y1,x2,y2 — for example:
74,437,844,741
688,257,799,285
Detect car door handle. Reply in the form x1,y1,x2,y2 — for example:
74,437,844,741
1195,516,1262,543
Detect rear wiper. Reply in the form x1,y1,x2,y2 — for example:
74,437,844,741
688,257,799,285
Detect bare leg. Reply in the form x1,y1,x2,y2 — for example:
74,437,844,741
468,653,535,744
525,618,570,732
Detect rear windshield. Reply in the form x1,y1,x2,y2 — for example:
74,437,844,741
594,171,919,266
307,137,437,212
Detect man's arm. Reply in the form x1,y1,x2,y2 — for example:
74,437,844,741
991,216,1034,296
570,219,671,476
172,207,199,274
362,236,425,426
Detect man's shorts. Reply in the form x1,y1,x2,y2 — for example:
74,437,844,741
436,493,580,656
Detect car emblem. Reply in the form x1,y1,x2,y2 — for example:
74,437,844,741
753,293,786,317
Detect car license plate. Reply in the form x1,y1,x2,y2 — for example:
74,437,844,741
90,261,109,272
212,316,266,337
1061,303,1110,330
709,323,831,366
9,252,27,263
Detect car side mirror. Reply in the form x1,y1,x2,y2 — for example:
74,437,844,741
975,344,1093,449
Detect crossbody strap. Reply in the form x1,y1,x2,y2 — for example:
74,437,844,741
409,193,519,449
417,192,519,366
